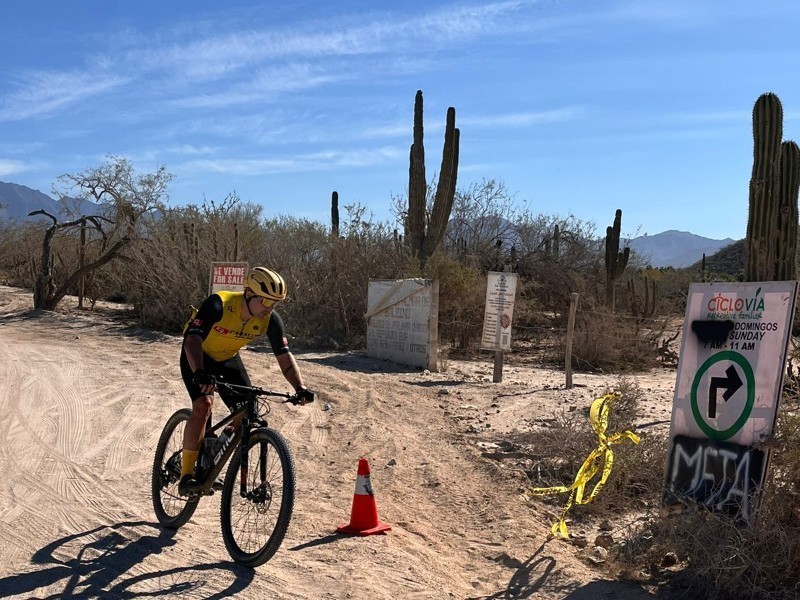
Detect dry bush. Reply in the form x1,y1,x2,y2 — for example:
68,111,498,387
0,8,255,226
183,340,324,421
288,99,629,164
517,380,665,524
632,267,694,318
614,504,800,600
612,397,800,600
114,196,261,330
0,220,44,286
99,198,416,345
0,216,124,308
571,308,666,371
423,251,485,349
253,207,416,348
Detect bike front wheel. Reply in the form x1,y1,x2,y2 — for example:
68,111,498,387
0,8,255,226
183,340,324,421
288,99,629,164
220,428,296,567
152,408,199,528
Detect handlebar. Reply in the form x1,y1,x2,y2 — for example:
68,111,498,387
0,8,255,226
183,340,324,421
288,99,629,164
215,381,306,405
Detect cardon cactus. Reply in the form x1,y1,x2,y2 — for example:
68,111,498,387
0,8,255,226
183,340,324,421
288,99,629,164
745,93,800,281
775,141,800,280
406,90,460,268
745,93,784,281
605,209,630,311
553,224,560,260
628,276,657,318
331,191,340,238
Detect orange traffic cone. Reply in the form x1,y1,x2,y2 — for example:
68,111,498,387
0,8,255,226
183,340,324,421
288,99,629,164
336,458,391,536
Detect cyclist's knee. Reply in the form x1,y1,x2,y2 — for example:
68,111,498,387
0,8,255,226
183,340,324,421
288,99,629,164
191,394,214,417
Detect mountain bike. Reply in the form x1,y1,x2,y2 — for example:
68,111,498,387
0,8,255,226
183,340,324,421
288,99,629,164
151,381,302,567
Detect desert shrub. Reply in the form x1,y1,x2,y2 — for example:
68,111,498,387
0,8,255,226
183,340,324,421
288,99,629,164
570,307,665,371
255,207,416,348
518,380,665,524
114,196,261,330
115,198,417,345
0,215,130,309
614,504,800,600
632,267,695,318
0,220,43,286
423,251,485,349
612,395,800,599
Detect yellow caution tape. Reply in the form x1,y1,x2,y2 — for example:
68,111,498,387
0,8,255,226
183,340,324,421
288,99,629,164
526,392,640,539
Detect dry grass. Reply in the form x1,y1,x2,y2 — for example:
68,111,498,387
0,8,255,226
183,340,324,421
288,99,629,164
609,395,800,600
516,379,666,524
516,379,800,599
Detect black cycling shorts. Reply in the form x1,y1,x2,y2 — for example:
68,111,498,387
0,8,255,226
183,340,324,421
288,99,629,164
179,348,251,410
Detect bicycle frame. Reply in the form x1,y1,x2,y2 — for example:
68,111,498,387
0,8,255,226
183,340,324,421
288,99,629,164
196,382,292,497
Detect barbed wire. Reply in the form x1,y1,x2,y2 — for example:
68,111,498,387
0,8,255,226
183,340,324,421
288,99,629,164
579,309,673,322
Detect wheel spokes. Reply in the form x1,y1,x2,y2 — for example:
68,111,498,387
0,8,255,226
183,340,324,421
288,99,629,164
228,440,284,554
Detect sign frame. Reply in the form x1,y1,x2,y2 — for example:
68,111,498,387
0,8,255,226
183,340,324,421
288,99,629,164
663,280,798,522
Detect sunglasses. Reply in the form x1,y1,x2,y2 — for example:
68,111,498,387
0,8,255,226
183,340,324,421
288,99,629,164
258,297,277,308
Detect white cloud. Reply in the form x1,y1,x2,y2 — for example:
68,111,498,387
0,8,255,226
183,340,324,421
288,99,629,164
0,2,542,121
358,106,581,142
148,1,531,80
360,124,410,139
165,144,218,156
180,145,404,176
0,69,129,122
172,63,345,109
0,159,30,176
462,107,584,127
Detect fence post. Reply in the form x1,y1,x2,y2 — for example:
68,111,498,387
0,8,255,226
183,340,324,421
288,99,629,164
493,350,503,383
565,292,579,389
78,219,86,309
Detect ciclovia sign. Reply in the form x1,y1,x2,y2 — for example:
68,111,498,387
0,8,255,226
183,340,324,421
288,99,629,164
663,281,798,523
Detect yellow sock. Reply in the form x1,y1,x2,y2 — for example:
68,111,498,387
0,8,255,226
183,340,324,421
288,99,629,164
181,450,199,477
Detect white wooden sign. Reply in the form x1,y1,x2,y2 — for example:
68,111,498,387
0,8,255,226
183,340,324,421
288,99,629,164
481,271,517,351
365,279,439,371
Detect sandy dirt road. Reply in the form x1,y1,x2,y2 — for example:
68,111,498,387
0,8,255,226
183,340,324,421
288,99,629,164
0,285,667,599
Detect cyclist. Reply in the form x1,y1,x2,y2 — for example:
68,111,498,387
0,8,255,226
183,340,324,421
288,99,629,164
178,266,314,496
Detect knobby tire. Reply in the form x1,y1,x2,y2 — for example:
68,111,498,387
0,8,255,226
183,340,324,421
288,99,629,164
151,408,199,528
220,428,296,567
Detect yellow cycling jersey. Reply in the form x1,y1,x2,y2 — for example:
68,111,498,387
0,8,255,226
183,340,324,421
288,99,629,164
183,290,272,362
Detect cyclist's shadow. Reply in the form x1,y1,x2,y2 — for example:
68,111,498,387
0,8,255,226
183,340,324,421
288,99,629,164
0,520,255,599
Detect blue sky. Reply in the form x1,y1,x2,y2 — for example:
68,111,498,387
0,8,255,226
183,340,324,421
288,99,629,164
3,1,800,240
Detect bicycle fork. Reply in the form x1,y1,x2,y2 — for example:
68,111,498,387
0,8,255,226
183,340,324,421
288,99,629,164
238,419,271,500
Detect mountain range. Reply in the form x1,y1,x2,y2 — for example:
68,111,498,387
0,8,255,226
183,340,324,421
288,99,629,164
1,181,738,269
627,230,737,269
0,181,99,222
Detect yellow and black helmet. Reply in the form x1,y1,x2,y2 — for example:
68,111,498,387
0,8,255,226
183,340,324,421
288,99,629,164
244,267,287,302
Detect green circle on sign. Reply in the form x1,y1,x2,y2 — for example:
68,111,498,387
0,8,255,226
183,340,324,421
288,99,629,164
690,351,755,441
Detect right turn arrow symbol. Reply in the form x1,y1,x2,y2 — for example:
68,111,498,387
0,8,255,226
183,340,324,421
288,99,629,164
708,365,743,419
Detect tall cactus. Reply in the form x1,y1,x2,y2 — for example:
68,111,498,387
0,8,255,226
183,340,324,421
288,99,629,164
628,276,657,318
331,191,340,238
776,141,800,279
406,90,460,268
553,224,561,260
605,209,630,311
745,93,783,281
745,93,800,281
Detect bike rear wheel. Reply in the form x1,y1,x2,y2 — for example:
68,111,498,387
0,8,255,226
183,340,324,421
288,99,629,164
152,408,199,528
220,428,296,567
